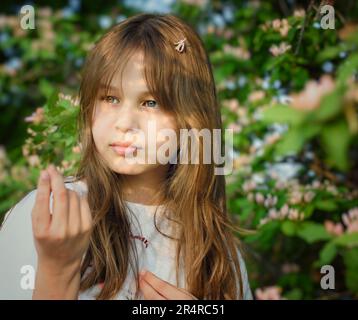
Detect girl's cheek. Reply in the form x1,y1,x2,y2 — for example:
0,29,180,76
92,115,111,147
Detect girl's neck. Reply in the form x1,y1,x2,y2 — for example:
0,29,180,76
78,165,169,206
121,165,169,206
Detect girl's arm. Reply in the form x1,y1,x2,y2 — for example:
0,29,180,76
31,165,92,300
32,259,81,300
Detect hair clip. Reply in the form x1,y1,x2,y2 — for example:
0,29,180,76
174,38,187,53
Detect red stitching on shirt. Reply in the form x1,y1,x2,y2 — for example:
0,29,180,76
130,233,149,248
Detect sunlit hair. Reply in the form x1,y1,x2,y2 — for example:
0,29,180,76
73,12,247,299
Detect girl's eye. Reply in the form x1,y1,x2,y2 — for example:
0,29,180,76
103,96,120,104
143,100,159,109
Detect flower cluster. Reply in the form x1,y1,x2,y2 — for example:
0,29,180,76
223,44,251,60
269,42,292,56
259,204,305,226
324,208,358,236
261,18,291,37
24,107,45,124
58,93,80,107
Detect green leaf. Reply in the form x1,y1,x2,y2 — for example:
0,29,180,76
283,288,303,300
342,248,358,294
333,233,358,246
281,220,297,236
319,242,337,265
337,53,358,84
261,105,306,126
312,89,343,122
246,220,281,251
320,119,351,171
315,200,338,211
39,79,55,100
275,128,305,156
296,222,333,243
317,45,347,62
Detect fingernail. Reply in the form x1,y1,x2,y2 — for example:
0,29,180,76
41,170,49,180
48,164,55,171
139,269,147,277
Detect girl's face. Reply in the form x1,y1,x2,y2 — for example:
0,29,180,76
92,52,178,176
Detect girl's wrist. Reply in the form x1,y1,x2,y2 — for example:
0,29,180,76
36,258,82,277
33,262,81,300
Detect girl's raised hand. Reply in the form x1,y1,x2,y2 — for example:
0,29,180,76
31,164,93,275
139,270,198,300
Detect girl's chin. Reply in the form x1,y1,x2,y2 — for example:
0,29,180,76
108,162,152,175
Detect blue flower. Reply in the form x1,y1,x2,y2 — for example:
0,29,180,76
98,16,112,29
322,61,334,73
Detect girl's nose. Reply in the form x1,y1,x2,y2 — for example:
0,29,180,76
114,103,137,132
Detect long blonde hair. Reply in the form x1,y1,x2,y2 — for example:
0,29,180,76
74,13,246,300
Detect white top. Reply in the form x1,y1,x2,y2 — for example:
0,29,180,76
0,180,252,300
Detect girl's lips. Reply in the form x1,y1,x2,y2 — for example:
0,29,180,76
110,145,137,156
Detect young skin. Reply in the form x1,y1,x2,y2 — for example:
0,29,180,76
32,52,197,299
92,51,178,206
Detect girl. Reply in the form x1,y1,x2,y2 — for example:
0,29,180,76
0,13,252,300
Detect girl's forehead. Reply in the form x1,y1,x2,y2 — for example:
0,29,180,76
105,53,149,93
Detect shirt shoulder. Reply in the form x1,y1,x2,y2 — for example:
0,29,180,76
0,189,37,299
237,249,253,300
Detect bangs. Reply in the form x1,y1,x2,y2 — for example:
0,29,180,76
89,30,178,115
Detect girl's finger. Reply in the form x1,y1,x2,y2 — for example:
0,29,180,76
32,170,52,230
79,194,92,233
139,278,166,300
68,190,81,235
47,165,69,231
141,270,193,299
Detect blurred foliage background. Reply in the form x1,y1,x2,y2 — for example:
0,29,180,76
0,0,358,299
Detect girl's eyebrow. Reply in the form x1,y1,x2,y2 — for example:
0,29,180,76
99,84,153,97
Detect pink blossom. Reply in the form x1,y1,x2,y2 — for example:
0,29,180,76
27,155,40,167
224,99,240,112
324,220,344,236
181,0,208,7
255,286,285,300
303,191,315,202
289,190,303,205
291,75,335,111
24,107,44,124
72,145,81,154
342,208,358,234
255,193,265,204
223,44,250,60
243,180,257,192
269,42,291,56
282,263,300,274
227,123,242,133
233,155,251,169
294,9,305,18
248,90,265,102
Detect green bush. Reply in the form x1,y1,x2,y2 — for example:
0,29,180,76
1,0,357,299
